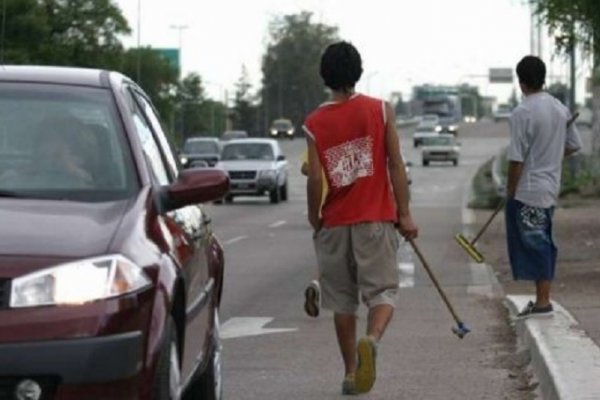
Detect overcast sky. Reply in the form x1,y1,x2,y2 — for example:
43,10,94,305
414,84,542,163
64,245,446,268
115,0,587,104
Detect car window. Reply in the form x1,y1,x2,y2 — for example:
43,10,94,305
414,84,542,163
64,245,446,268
124,89,170,186
0,83,137,201
423,136,454,146
184,140,219,154
221,143,274,161
133,93,179,180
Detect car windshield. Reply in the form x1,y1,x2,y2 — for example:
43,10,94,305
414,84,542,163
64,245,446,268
183,139,219,154
221,143,274,161
272,120,292,130
0,83,137,202
416,124,437,133
422,136,455,146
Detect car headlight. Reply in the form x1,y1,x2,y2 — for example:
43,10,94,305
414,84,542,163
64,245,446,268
287,129,294,135
270,129,278,135
180,156,188,165
258,170,277,179
449,125,457,131
10,255,151,308
435,126,442,132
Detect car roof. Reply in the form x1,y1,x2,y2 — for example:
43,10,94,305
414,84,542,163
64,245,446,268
0,65,117,87
222,138,279,146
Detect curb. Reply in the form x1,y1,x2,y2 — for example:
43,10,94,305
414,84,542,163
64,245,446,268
505,295,600,400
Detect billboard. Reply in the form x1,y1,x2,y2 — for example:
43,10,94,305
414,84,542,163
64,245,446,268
489,68,513,84
155,48,180,74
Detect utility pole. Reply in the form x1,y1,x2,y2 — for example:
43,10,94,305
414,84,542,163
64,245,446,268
569,34,577,113
1,0,6,64
170,24,188,77
136,0,141,83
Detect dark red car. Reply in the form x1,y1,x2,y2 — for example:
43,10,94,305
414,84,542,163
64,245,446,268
0,66,228,400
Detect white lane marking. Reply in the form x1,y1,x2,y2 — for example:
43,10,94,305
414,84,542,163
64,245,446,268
223,235,248,246
268,220,287,228
221,317,297,340
398,262,415,288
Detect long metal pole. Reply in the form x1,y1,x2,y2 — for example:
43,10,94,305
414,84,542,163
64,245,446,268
570,36,577,113
1,0,7,64
136,0,141,82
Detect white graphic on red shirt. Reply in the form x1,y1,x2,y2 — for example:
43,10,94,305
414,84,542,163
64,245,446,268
324,136,374,188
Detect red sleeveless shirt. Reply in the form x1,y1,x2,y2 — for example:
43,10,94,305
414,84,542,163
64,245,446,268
304,94,397,227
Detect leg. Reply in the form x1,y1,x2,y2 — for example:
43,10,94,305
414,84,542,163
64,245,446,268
334,313,357,375
367,304,394,341
536,280,551,307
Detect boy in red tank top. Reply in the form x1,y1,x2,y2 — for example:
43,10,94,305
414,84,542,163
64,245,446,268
305,41,418,395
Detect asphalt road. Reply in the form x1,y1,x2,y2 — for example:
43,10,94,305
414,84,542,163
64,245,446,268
205,121,534,399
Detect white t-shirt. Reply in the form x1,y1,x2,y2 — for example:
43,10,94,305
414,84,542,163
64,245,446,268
508,92,582,208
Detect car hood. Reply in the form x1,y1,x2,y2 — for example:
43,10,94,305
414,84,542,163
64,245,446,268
414,131,438,138
0,198,130,260
217,160,277,170
181,152,220,159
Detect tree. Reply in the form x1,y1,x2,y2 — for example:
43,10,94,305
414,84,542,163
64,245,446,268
37,0,130,69
260,12,339,131
232,66,258,135
1,0,50,63
533,0,600,152
175,73,206,140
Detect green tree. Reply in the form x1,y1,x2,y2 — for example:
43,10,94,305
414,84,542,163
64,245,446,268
533,0,600,152
260,11,338,131
1,0,50,63
175,73,206,140
232,66,258,135
37,0,130,68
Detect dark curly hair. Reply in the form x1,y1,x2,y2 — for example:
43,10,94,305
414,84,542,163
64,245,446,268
516,55,546,91
320,41,363,92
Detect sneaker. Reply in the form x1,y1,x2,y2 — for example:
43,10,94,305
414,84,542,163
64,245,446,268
303,280,320,318
355,335,378,393
516,301,554,319
341,373,357,395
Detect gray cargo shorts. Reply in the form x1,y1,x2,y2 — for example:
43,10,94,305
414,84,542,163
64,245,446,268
313,222,400,315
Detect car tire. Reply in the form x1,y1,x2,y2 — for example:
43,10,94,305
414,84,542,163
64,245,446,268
269,185,281,204
422,160,429,167
453,159,458,166
213,199,223,205
184,310,222,400
153,317,181,400
280,182,288,201
225,195,234,204
413,140,418,148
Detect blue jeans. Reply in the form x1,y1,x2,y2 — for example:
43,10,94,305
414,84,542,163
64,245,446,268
505,198,557,281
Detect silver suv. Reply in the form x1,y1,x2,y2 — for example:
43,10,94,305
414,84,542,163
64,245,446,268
217,139,288,203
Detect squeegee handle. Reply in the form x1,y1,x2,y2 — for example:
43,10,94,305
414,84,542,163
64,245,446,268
470,198,506,245
408,239,462,324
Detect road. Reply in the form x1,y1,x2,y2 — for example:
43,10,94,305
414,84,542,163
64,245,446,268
205,121,534,399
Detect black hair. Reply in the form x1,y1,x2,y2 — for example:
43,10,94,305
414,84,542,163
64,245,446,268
320,41,363,92
516,55,546,91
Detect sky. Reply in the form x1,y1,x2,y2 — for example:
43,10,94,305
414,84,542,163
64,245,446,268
115,0,590,105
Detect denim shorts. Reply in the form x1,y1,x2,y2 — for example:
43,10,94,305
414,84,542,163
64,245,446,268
505,198,557,281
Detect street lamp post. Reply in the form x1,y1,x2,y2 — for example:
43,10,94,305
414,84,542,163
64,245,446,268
170,24,188,76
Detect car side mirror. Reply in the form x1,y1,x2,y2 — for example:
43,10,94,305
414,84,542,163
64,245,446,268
163,168,229,211
277,155,286,161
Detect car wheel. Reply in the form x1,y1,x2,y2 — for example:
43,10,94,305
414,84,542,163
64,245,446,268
153,317,181,400
225,195,234,204
413,140,418,148
280,182,288,201
453,159,458,166
269,186,281,204
184,310,222,400
422,160,429,167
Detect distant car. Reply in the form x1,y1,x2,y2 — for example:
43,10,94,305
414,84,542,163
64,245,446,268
217,139,288,204
438,114,459,135
464,115,477,123
421,114,440,125
270,118,295,139
494,104,512,122
179,137,221,167
421,134,461,166
0,66,227,400
221,130,248,141
413,122,441,147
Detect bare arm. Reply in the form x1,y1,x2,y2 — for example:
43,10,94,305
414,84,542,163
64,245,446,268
506,161,523,198
306,136,323,231
384,102,418,239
